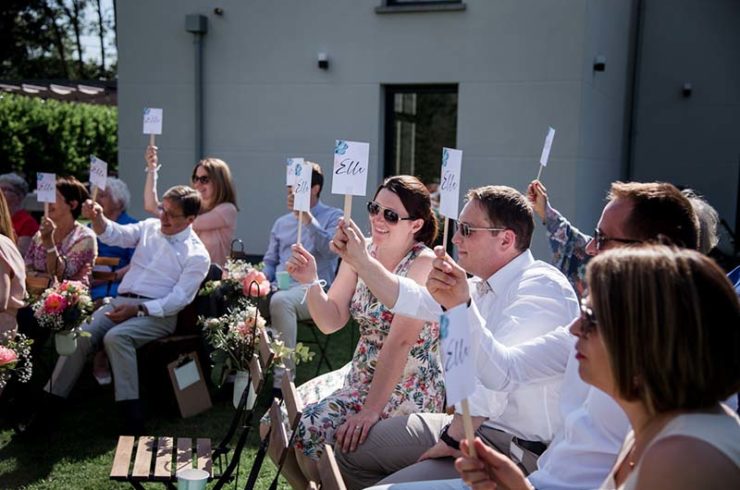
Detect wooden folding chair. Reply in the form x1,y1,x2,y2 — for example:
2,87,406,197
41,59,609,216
110,327,274,489
25,274,51,297
317,446,347,490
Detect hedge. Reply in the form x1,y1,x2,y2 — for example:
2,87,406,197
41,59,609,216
0,93,117,185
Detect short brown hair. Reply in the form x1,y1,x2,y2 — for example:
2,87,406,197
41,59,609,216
608,182,698,250
587,245,740,415
192,158,238,211
163,185,201,218
374,175,438,246
465,186,534,251
56,176,89,219
308,162,324,197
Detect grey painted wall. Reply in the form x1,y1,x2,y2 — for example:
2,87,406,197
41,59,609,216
118,0,637,260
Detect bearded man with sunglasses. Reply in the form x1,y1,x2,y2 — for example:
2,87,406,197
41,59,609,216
331,185,579,489
364,181,700,490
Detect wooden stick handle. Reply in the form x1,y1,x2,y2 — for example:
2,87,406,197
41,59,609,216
297,212,303,245
343,194,352,220
536,164,544,182
442,217,449,249
149,134,155,147
44,202,49,218
461,399,477,458
91,185,98,202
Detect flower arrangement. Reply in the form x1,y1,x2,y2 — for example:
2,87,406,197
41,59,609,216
0,331,33,389
199,258,271,303
200,297,313,386
32,280,94,335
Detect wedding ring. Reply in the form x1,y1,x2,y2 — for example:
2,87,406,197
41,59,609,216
354,426,362,432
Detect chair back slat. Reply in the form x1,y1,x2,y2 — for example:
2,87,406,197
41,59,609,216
175,438,193,474
258,326,275,370
318,446,347,490
281,371,303,431
110,435,135,479
131,436,155,479
95,256,121,267
196,438,212,475
153,437,173,480
268,399,289,464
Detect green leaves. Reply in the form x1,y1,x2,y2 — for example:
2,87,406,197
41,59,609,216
0,93,117,183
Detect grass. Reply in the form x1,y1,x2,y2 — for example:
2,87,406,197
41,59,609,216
0,322,357,489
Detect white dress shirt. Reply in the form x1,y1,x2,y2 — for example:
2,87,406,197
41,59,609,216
99,217,211,318
458,301,630,489
393,250,579,443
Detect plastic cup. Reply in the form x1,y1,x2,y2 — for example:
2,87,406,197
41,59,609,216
276,270,291,290
177,468,209,490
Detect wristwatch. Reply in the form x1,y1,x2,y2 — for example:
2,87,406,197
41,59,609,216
439,423,460,450
137,305,147,317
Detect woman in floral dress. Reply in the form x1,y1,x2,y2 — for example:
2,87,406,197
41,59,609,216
267,175,446,488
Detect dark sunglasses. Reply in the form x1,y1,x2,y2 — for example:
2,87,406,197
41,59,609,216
579,299,598,338
592,229,641,250
192,175,210,185
366,201,415,224
458,222,507,238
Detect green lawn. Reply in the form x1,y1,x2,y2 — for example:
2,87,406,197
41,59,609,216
0,322,356,489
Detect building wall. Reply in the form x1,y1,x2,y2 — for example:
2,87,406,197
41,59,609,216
630,0,740,248
117,0,635,259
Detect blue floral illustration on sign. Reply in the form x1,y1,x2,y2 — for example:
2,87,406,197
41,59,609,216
443,149,449,167
295,165,302,176
335,140,349,155
440,314,449,340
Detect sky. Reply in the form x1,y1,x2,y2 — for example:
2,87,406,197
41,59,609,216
76,0,118,68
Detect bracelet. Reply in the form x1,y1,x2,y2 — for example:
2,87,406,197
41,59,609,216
439,423,460,450
145,164,161,174
46,246,58,254
300,279,327,304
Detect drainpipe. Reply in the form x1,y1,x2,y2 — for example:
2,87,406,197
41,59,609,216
624,0,644,180
185,14,208,161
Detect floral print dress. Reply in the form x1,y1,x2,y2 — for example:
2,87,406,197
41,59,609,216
293,241,445,459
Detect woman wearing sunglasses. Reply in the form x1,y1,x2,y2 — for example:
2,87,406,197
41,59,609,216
272,175,445,488
455,245,740,490
144,145,238,265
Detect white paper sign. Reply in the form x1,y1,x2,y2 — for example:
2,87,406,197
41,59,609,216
440,305,476,406
292,160,312,212
286,158,303,186
142,107,163,135
89,155,108,190
439,148,462,220
539,127,556,166
174,359,200,391
36,173,56,203
331,140,369,196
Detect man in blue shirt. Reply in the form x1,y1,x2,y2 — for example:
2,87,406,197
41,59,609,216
262,162,342,393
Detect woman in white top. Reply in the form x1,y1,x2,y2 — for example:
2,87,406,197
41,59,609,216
455,245,739,490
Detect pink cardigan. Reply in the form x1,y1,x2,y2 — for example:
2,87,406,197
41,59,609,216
192,202,237,266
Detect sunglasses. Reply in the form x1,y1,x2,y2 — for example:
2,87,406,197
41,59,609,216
366,201,415,224
458,222,507,238
592,229,641,250
157,204,185,220
579,299,598,338
192,175,210,185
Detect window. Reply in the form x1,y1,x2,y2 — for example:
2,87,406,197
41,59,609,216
383,85,458,187
386,0,461,4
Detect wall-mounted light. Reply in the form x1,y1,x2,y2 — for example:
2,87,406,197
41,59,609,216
593,55,606,72
213,7,224,16
682,82,693,98
318,52,329,70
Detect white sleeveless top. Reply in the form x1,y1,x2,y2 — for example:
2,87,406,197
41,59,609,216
600,408,740,489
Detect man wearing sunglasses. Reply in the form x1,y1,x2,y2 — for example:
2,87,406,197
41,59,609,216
332,185,580,489
367,182,699,490
262,162,342,396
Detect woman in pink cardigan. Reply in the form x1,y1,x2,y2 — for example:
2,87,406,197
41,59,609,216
144,145,238,266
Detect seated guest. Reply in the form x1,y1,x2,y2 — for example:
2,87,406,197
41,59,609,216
0,190,26,337
455,245,740,490
0,172,38,256
41,186,210,434
90,177,138,300
263,175,445,489
262,162,342,394
145,145,237,266
333,186,579,489
360,181,700,490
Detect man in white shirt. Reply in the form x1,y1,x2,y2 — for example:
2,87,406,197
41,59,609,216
332,186,579,489
366,181,700,490
44,185,211,434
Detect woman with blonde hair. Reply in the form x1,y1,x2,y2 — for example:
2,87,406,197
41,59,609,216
455,245,740,490
144,146,238,265
0,190,26,337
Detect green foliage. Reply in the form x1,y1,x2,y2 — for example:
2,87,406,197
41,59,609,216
0,93,117,185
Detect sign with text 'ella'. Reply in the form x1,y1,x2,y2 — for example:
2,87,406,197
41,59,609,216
539,127,556,166
36,173,56,203
89,156,108,190
439,147,462,220
440,305,476,406
142,107,163,135
331,140,369,196
286,158,303,186
292,160,312,212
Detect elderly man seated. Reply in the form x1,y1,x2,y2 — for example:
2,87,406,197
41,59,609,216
35,185,210,435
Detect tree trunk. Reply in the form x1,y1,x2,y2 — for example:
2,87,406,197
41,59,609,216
95,0,105,76
43,3,69,78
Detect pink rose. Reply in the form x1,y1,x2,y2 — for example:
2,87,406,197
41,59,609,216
242,270,270,297
0,346,18,367
43,292,68,314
